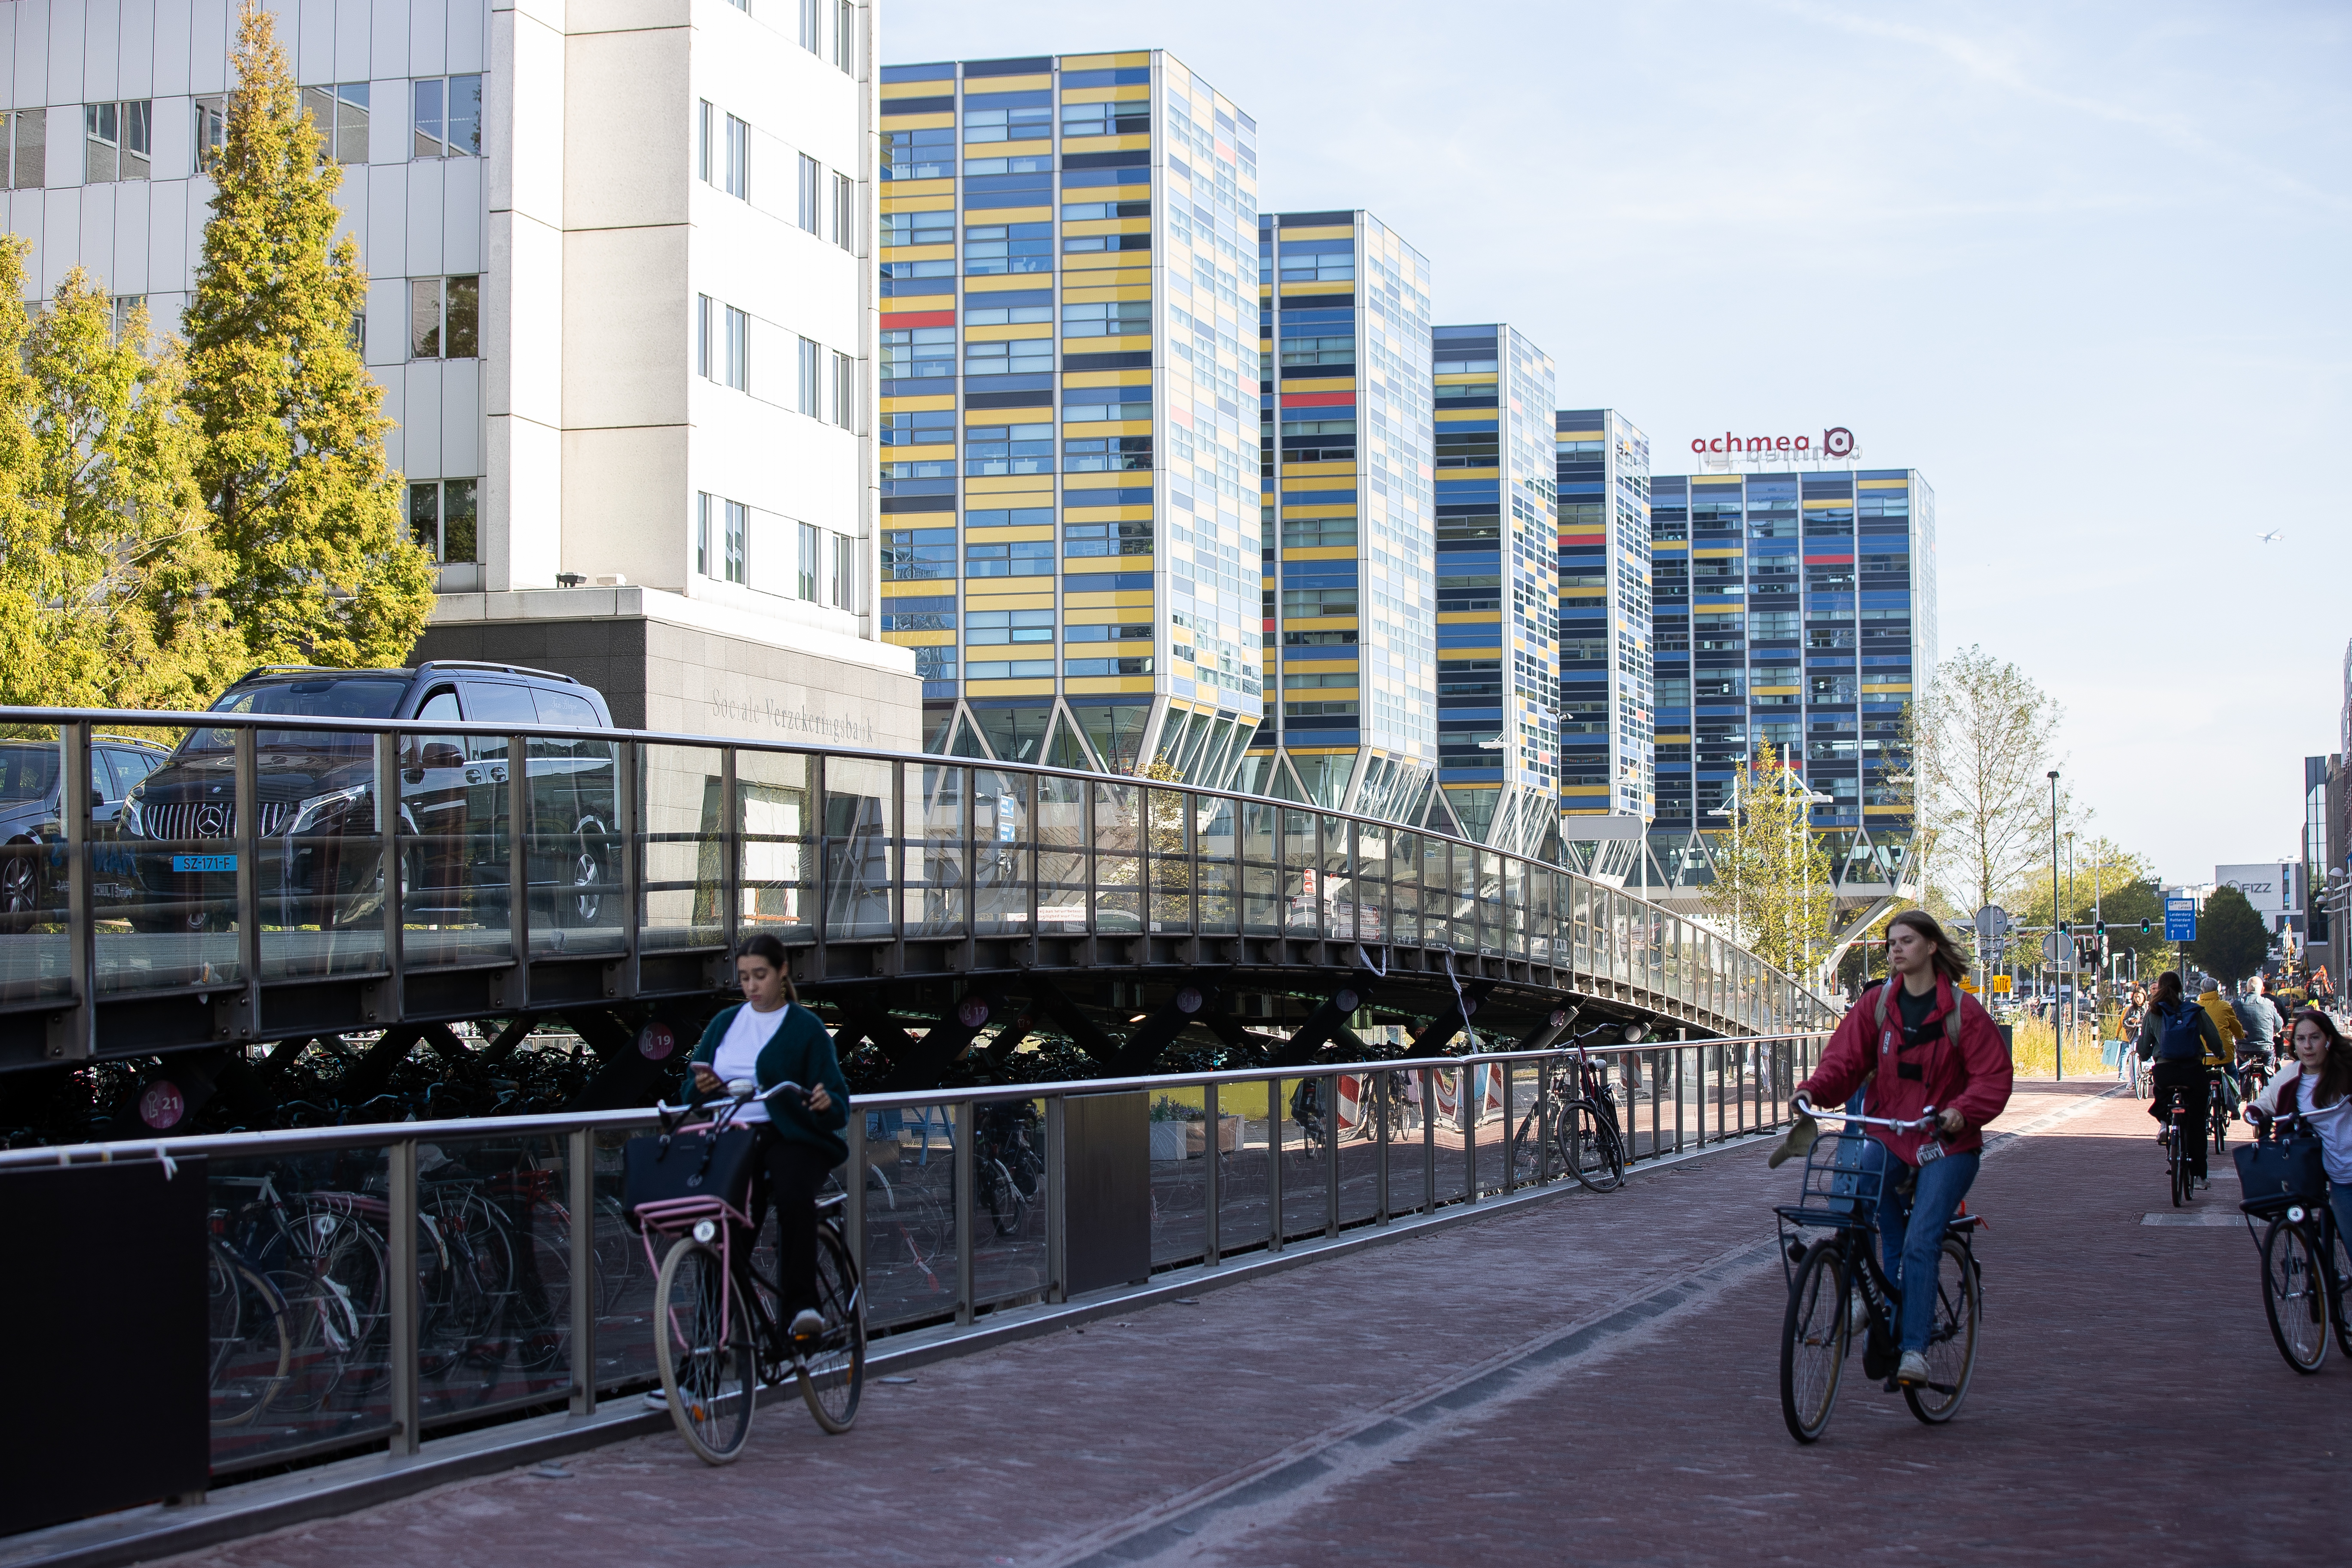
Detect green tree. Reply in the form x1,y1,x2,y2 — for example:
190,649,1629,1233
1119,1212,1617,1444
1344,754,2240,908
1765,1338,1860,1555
2186,885,2270,986
0,254,245,708
1703,744,1833,977
183,1,434,668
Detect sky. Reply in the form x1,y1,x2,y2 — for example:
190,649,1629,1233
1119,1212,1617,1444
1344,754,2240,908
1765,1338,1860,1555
888,0,2352,887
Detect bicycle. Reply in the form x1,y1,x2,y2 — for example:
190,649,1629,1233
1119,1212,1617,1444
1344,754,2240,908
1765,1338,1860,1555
975,1100,1044,1237
2160,1085,2194,1208
2207,1065,2232,1155
1505,1042,1626,1194
631,1079,866,1464
2239,1111,2352,1374
1774,1097,1983,1444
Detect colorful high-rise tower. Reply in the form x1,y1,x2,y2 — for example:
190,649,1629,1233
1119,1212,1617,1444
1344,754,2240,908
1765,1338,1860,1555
1430,324,1559,852
1555,409,1653,824
876,50,1263,779
1239,211,1436,816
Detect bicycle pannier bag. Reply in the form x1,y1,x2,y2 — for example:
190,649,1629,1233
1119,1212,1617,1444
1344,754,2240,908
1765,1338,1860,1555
623,1126,759,1222
2233,1130,2326,1210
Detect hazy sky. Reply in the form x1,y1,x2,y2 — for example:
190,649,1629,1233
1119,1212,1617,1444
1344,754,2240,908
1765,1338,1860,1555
888,0,2352,886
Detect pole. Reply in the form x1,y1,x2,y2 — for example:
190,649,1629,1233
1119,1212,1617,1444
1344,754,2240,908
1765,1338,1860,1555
2048,770,2062,1082
2065,831,2076,1076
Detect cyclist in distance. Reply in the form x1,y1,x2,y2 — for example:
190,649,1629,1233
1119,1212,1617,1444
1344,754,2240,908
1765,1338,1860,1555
2233,973,2284,1068
2247,1008,2352,1263
688,932,851,1345
1792,910,2014,1390
2138,971,2226,1180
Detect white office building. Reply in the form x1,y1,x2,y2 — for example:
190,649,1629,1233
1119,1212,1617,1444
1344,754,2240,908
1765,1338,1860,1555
0,0,917,744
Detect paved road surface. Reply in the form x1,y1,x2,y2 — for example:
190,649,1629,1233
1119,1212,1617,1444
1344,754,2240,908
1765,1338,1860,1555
163,1081,2346,1567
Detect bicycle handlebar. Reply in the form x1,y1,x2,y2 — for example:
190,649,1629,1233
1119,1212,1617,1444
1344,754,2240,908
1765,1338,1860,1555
1789,1093,1938,1134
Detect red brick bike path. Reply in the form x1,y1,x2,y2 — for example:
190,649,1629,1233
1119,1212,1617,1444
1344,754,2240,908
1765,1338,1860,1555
164,1081,2340,1568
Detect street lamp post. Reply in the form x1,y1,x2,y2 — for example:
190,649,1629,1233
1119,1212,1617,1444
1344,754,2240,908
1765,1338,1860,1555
2049,769,2062,1083
2065,830,2077,1078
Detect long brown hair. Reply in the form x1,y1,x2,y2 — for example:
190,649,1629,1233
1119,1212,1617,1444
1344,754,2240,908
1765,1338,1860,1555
2287,1008,2352,1109
2152,970,2184,1009
1885,909,1968,986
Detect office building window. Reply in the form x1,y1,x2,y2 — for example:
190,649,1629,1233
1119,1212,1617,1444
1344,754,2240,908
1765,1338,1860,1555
796,521,820,600
109,295,146,344
726,114,748,199
799,0,820,52
192,97,227,173
834,1,855,72
4,109,46,189
832,172,854,248
84,100,151,183
830,351,854,429
410,276,480,359
796,154,821,232
697,492,712,576
697,101,713,184
725,501,749,584
726,306,750,390
409,478,478,564
299,83,370,163
965,338,1051,377
696,295,713,377
830,531,858,609
879,326,953,381
796,337,820,416
413,75,483,158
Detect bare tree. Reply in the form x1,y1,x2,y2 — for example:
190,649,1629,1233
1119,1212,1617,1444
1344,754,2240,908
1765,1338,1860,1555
1919,647,2064,921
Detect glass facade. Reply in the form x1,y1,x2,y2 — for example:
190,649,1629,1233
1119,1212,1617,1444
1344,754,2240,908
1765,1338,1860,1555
1645,467,1934,897
877,51,1264,780
1556,409,1652,824
1426,324,1558,854
1239,210,1436,818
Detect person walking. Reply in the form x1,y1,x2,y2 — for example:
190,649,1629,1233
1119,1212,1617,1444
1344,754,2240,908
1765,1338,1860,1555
1792,910,2014,1390
2140,971,2227,1183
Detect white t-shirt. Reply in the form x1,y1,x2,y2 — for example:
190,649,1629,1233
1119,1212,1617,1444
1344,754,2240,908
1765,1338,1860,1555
709,1004,790,1123
2291,1074,2352,1185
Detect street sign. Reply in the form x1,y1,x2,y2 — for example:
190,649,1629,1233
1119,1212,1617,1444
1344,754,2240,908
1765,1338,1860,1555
1991,974,2013,994
2041,933,2074,965
2164,894,2197,943
1975,905,2011,940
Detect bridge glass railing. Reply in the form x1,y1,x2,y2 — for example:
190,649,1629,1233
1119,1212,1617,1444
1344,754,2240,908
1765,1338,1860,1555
0,1032,1826,1498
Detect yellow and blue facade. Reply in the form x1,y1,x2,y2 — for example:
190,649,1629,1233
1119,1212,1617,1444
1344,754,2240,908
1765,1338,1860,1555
877,51,1264,780
1237,211,1436,818
1555,409,1653,825
1428,324,1559,853
1645,466,1934,893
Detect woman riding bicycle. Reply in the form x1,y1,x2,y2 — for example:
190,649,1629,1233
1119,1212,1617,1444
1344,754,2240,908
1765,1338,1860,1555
2138,971,2226,1182
1792,910,2013,1389
688,933,851,1344
2246,1007,2352,1265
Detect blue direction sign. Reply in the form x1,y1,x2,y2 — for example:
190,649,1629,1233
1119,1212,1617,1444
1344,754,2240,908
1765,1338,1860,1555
2164,895,2198,943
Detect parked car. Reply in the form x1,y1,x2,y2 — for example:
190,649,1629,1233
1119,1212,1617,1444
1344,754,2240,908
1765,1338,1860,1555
117,662,617,936
0,735,174,931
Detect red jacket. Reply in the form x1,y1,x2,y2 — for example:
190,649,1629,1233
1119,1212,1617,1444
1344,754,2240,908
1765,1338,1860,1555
1798,977,2014,1165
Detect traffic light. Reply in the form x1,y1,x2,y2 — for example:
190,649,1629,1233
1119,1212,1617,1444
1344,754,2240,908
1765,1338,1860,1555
2141,919,2152,934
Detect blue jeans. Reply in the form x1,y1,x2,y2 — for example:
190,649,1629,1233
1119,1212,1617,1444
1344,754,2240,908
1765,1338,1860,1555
2331,1184,2352,1282
1861,1139,1981,1354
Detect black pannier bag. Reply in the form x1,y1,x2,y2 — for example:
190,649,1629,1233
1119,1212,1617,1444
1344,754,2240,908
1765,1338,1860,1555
623,1126,759,1223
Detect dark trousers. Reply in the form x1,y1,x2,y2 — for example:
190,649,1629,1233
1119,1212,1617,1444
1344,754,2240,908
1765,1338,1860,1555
748,1127,834,1314
2148,1059,2209,1178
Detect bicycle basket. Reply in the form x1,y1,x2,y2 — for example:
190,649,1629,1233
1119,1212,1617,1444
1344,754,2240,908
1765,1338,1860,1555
2233,1132,2325,1210
1777,1129,1883,1228
622,1127,758,1222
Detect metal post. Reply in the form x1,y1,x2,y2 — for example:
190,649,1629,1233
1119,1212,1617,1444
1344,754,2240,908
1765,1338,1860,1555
1648,1046,1661,1161
845,1105,866,1290
1374,1070,1390,1224
1203,1081,1221,1265
234,727,261,1036
1323,1070,1338,1238
721,749,741,964
1421,1067,1436,1213
1266,1076,1284,1250
2049,768,2062,1082
387,1138,420,1455
376,734,405,1011
1535,1057,1553,1186
50,722,95,1062
1461,1063,1478,1205
953,1099,974,1325
507,734,530,992
611,739,641,997
1501,1057,1515,1194
1044,1093,1067,1301
567,1127,595,1416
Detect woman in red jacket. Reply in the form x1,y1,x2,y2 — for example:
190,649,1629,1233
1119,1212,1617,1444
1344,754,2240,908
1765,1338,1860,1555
1795,910,2013,1387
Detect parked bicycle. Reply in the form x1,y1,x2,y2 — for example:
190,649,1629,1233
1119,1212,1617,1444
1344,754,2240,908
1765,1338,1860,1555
1774,1096,1983,1443
976,1099,1044,1237
629,1079,866,1464
1506,1039,1627,1193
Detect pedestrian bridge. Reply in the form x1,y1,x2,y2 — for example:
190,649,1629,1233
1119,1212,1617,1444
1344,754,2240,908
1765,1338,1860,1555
0,707,1834,1116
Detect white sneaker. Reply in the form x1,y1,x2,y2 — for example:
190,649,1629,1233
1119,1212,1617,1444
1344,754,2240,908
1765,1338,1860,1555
1895,1350,1930,1386
1845,1292,1870,1343
788,1308,825,1342
641,1389,671,1412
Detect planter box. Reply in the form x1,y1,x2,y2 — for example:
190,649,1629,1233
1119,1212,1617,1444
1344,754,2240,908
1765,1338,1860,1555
1149,1121,1189,1161
1185,1115,1243,1156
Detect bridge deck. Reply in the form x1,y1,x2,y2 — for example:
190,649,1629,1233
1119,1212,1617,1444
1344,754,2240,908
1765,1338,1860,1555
144,1081,2339,1566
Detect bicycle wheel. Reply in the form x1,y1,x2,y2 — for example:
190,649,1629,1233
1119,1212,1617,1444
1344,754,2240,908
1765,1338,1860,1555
982,1158,1023,1236
1563,1101,1626,1194
653,1237,757,1463
1902,1236,1981,1424
208,1245,291,1427
797,1225,867,1434
1779,1239,1848,1443
2260,1220,2329,1374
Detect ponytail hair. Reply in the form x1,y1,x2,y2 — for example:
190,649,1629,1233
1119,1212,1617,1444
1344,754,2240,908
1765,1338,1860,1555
736,932,800,1004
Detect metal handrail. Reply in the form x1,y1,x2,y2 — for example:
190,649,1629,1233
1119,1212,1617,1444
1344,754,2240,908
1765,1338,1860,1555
0,705,1842,1053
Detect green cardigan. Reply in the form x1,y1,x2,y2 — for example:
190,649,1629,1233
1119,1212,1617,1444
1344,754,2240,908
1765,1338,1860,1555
692,1002,851,1165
